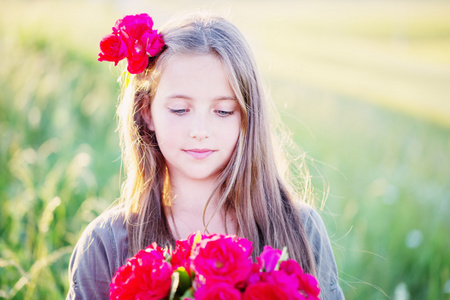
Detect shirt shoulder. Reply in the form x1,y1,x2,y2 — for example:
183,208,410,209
298,204,345,300
67,206,128,299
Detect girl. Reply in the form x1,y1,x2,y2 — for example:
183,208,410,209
67,12,344,299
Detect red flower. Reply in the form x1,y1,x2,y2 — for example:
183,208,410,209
98,33,127,65
171,234,197,274
195,283,242,300
243,282,298,300
109,233,321,299
191,234,253,287
298,273,320,299
247,263,262,285
99,13,165,74
145,242,168,258
107,264,137,300
113,13,154,34
109,245,172,299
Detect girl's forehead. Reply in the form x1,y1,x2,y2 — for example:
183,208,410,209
162,53,224,74
156,53,233,96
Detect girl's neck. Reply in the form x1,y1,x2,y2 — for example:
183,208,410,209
169,175,219,213
165,174,236,239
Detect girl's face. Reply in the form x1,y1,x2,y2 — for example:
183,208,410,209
146,53,241,184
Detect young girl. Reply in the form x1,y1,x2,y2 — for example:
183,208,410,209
67,12,344,299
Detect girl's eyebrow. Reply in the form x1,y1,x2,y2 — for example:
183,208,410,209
167,94,192,100
215,96,237,101
166,94,237,101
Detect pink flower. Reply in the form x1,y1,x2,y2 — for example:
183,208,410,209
109,245,172,299
261,269,299,291
246,258,320,299
258,246,282,272
191,234,253,287
98,33,127,65
195,283,242,300
279,260,321,298
143,30,165,57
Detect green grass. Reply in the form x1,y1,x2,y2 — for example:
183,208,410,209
0,1,449,299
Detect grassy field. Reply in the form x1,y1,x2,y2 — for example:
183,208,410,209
0,1,449,299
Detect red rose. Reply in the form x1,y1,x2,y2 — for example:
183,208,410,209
113,13,154,34
107,264,137,300
114,13,161,74
191,234,253,287
298,273,320,299
195,283,242,300
143,242,167,260
109,246,172,299
171,235,196,274
247,263,262,285
243,282,298,300
115,15,151,74
99,13,165,74
258,246,282,272
98,33,127,65
125,51,148,74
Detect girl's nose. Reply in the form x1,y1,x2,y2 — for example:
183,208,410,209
189,114,210,140
189,130,209,140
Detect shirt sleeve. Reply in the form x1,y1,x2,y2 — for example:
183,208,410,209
302,207,345,300
66,210,127,300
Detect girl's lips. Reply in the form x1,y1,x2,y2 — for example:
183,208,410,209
183,149,215,159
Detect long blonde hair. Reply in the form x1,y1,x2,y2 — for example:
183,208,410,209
117,13,316,274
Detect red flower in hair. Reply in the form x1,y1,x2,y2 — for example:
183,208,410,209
98,34,127,65
144,30,165,56
98,13,165,74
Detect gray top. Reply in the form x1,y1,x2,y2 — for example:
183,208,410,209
67,206,344,299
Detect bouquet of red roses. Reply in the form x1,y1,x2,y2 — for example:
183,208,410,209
109,233,320,299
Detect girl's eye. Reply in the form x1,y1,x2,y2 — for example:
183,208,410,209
170,108,189,115
215,110,234,117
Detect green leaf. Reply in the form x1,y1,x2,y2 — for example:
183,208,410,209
180,287,194,299
175,267,193,296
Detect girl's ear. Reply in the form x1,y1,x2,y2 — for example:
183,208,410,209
142,104,155,131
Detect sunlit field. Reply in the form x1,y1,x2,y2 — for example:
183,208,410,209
0,1,449,299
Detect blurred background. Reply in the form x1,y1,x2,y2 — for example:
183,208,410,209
0,0,449,299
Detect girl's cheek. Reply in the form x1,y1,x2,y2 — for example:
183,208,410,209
163,116,189,132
